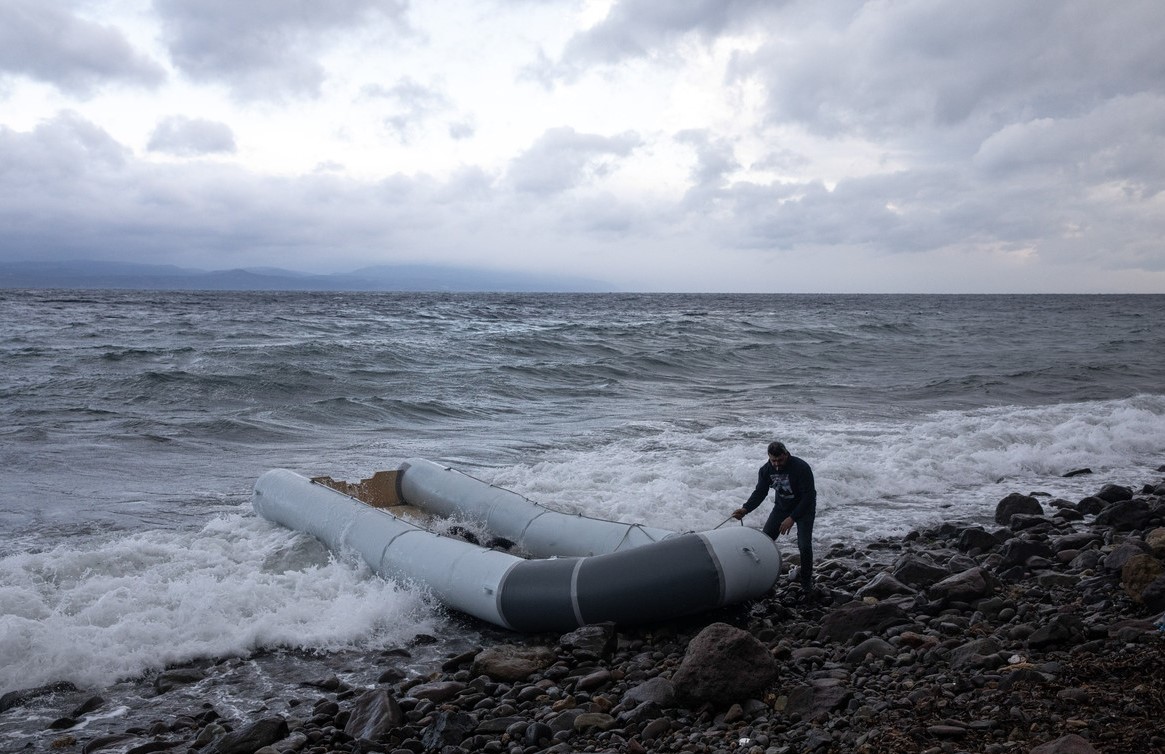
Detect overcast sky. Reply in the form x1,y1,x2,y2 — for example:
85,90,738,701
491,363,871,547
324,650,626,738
1,0,1163,292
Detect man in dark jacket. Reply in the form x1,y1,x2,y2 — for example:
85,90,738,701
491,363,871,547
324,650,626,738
732,441,818,597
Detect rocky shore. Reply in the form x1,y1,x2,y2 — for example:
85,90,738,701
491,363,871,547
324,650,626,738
15,472,1165,754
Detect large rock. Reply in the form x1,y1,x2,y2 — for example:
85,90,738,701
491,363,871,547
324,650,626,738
1146,527,1165,557
1094,499,1153,530
154,668,207,694
1103,541,1149,572
672,623,777,705
1095,484,1133,503
1030,733,1099,754
344,689,402,742
408,681,465,702
855,572,916,600
471,645,557,681
559,623,617,659
817,602,909,643
1121,553,1165,602
892,556,950,588
949,638,1005,670
1050,532,1103,553
1026,614,1086,650
420,711,476,750
1139,575,1165,612
927,567,1000,603
995,493,1043,524
998,539,1054,569
621,677,676,707
957,526,1000,552
207,717,289,754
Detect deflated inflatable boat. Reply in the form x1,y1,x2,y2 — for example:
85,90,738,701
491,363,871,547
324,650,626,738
252,458,780,632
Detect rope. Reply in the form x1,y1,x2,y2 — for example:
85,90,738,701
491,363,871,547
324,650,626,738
712,515,742,530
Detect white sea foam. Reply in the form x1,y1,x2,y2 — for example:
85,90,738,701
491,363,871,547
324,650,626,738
489,395,1165,542
0,515,441,694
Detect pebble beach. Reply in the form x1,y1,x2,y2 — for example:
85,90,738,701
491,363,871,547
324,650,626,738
7,470,1165,754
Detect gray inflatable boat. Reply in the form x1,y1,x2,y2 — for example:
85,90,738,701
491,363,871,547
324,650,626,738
253,458,780,632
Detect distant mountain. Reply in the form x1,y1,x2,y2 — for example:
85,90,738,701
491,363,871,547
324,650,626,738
0,260,615,293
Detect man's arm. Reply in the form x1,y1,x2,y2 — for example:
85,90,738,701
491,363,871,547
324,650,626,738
733,465,770,518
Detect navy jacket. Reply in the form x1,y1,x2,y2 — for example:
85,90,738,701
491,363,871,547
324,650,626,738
743,455,816,521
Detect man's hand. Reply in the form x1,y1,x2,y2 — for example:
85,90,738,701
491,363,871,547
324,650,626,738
731,508,748,520
779,516,795,535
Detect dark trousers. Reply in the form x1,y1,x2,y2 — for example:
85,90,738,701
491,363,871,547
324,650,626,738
762,507,814,589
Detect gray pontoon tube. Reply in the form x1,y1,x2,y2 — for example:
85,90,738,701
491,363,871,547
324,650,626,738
397,457,677,557
254,468,780,632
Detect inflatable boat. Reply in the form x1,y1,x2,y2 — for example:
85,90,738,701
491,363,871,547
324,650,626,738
252,458,780,632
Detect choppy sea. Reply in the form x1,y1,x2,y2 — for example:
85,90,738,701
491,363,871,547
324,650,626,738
1,290,1163,749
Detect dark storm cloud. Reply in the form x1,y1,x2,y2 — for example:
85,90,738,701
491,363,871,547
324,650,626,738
0,1,165,95
507,127,642,194
148,116,237,156
735,1,1165,146
153,0,409,99
0,111,517,271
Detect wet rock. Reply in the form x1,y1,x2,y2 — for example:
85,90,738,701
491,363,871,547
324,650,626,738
206,717,288,754
622,677,676,707
928,566,1000,602
1095,484,1133,503
1147,527,1165,557
574,668,612,691
957,526,1000,552
1094,499,1153,530
573,712,616,732
995,493,1043,524
1140,574,1165,611
470,644,556,681
153,668,207,694
1120,553,1165,602
82,733,137,754
892,555,950,588
817,601,909,642
344,688,402,742
407,680,465,702
1103,541,1149,572
1027,614,1085,650
844,636,895,664
998,539,1054,570
1029,732,1099,754
70,696,105,718
950,638,1006,670
559,622,617,659
0,682,77,713
523,721,553,746
1050,532,1102,553
854,572,915,600
420,711,476,750
1076,496,1106,515
672,622,778,704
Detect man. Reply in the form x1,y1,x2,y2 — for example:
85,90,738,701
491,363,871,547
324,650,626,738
732,441,818,599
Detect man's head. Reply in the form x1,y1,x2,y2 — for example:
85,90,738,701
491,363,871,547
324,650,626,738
767,441,789,467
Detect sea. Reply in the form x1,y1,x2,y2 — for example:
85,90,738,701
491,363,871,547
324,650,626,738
1,290,1163,750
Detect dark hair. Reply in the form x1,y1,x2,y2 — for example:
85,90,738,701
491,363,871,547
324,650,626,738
767,441,788,457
